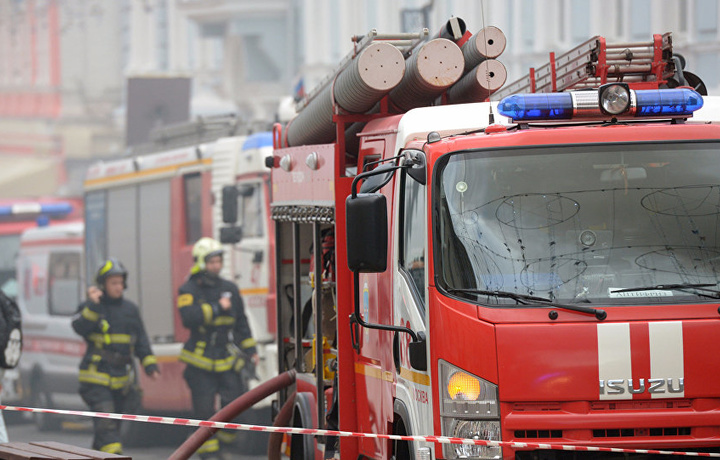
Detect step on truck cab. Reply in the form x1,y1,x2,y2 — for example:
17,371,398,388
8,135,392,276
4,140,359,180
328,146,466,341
264,24,720,460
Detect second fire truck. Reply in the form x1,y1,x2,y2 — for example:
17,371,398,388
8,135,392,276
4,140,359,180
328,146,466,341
81,125,277,417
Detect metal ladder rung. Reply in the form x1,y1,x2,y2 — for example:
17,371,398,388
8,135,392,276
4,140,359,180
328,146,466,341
491,33,674,100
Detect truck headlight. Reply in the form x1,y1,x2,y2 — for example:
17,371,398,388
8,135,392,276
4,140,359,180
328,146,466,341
439,360,501,459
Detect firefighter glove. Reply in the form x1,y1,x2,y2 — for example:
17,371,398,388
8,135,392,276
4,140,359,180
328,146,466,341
145,363,159,376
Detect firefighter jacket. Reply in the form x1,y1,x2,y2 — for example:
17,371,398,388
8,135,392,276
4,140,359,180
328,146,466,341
72,295,158,390
177,272,257,373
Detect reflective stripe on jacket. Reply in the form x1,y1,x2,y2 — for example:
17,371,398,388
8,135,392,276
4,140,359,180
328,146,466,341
72,295,156,386
178,272,257,373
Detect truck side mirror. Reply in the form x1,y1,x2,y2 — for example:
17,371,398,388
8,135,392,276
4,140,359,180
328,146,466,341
346,193,387,273
222,185,238,224
359,163,395,193
404,149,426,185
220,226,243,244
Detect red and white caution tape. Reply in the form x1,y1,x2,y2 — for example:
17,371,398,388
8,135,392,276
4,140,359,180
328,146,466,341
1,404,718,457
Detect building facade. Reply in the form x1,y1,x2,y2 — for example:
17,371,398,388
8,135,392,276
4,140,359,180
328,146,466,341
0,0,718,197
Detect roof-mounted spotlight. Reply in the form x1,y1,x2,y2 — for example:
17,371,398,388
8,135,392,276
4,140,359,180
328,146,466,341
598,83,632,116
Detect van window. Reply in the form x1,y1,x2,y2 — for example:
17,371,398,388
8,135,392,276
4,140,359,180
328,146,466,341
239,183,264,238
48,252,82,316
184,173,203,244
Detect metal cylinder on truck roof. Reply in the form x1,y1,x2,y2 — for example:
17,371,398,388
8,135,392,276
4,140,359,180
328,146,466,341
285,42,405,147
389,38,465,112
461,26,507,72
446,59,507,104
344,39,465,154
435,16,466,42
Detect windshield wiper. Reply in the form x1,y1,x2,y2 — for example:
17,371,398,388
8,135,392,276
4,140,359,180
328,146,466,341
447,288,607,320
610,283,720,299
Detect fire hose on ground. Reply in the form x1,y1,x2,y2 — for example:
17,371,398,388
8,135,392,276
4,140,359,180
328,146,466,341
168,369,296,460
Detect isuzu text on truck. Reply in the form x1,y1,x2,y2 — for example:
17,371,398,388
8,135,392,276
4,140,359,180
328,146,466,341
251,23,720,460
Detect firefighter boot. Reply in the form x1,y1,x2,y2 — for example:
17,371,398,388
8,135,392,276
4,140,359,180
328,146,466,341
196,437,221,460
217,429,240,459
93,400,123,454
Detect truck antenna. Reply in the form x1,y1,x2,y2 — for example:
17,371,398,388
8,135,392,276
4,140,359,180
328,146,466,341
481,0,495,124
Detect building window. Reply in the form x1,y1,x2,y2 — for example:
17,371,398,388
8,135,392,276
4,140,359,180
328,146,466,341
184,173,203,245
630,0,652,40
679,0,688,33
695,0,718,41
615,0,625,38
695,51,719,92
229,17,285,83
571,0,591,43
558,0,566,43
155,0,169,71
243,35,281,82
507,0,514,52
521,0,535,48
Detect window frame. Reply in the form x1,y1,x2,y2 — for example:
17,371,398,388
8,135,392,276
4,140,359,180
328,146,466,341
47,251,82,317
183,172,203,245
398,167,427,311
237,180,265,238
432,139,720,307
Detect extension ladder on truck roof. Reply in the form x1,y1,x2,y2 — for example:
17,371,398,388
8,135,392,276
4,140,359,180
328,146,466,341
491,32,674,100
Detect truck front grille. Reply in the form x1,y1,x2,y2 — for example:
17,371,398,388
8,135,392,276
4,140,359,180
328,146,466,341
514,430,563,439
592,427,691,438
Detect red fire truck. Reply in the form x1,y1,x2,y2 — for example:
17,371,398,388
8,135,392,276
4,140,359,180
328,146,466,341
259,26,720,460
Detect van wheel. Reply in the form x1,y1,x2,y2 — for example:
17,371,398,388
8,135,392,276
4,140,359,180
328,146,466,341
32,390,61,431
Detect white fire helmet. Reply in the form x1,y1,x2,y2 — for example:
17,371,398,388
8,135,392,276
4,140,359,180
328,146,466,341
192,237,224,272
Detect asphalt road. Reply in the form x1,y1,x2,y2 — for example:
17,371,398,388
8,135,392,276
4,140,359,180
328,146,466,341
4,411,269,460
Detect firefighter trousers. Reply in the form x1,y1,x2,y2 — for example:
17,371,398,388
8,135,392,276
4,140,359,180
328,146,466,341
79,382,138,454
183,365,245,458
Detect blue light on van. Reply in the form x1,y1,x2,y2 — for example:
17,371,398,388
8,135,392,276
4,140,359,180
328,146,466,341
37,203,74,215
0,202,73,217
497,93,573,121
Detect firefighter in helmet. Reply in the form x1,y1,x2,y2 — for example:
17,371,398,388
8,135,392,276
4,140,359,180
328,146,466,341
178,237,259,459
72,258,159,454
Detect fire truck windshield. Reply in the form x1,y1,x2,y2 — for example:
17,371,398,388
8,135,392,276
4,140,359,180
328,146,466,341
436,140,720,305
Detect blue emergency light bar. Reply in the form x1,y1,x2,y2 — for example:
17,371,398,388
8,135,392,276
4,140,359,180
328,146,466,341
497,84,704,122
242,132,273,150
0,202,74,217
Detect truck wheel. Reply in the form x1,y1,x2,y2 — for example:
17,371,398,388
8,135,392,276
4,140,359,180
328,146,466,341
290,393,315,460
392,414,412,460
31,390,61,431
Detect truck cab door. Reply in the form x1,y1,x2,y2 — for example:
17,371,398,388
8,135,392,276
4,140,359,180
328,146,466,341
393,164,434,440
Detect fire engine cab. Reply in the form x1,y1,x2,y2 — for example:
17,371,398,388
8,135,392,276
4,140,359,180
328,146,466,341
261,23,720,460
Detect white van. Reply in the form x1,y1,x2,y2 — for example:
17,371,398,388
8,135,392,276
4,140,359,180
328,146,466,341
12,221,85,430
